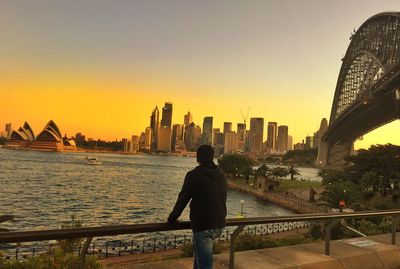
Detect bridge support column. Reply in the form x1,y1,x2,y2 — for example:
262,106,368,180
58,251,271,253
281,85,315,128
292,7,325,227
325,141,354,169
316,140,329,167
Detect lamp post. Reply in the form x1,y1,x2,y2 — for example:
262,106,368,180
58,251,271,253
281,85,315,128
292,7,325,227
240,200,245,216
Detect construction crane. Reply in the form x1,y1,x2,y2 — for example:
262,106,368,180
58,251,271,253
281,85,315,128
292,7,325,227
240,107,250,127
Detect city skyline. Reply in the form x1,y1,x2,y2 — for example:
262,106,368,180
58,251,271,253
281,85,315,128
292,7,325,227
1,1,400,149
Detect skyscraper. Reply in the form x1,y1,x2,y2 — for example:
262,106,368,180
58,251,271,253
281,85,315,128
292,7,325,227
224,131,238,154
237,123,246,152
185,123,201,151
223,122,232,133
266,122,277,151
184,112,193,126
150,106,160,151
144,127,152,152
249,118,264,153
157,102,173,152
202,117,213,145
212,128,224,155
161,102,173,128
157,126,172,152
277,125,289,153
172,124,184,151
287,135,293,151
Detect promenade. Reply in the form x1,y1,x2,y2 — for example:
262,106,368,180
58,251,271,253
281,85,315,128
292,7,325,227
227,179,321,214
104,233,400,269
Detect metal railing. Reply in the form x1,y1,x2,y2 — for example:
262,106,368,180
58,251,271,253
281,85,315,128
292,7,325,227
1,210,400,269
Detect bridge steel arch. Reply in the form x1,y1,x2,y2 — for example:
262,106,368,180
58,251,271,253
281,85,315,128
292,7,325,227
318,12,400,169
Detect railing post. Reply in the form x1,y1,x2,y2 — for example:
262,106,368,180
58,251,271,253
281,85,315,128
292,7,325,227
174,235,177,249
105,242,109,257
131,239,134,254
79,237,93,269
325,220,339,256
229,225,245,269
15,247,18,260
391,216,400,245
142,239,145,253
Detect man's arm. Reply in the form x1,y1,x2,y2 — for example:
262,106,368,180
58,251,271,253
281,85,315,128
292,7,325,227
167,173,193,223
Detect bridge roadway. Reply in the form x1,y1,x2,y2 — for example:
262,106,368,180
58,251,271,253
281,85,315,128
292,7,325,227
104,233,400,269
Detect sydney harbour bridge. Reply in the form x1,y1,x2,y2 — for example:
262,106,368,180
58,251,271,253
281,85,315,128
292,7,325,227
317,12,400,168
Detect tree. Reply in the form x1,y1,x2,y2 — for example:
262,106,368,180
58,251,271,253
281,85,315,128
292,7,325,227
346,144,400,197
319,180,362,209
255,164,270,178
288,166,300,180
271,167,289,180
218,154,254,178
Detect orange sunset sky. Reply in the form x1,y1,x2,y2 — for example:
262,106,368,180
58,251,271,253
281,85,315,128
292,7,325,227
1,1,399,149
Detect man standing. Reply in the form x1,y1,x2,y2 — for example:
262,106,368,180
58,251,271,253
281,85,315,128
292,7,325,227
168,144,227,269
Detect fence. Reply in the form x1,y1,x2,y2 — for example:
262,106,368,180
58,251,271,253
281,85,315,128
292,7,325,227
1,210,400,269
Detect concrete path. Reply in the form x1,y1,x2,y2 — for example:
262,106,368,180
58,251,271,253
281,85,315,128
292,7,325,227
105,233,400,269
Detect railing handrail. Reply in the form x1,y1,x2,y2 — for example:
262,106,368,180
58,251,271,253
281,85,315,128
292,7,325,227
1,209,400,244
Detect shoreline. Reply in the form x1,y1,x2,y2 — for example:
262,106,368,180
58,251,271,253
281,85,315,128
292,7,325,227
227,178,320,214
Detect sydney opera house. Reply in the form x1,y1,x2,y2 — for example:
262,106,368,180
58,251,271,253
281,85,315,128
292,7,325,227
4,120,76,152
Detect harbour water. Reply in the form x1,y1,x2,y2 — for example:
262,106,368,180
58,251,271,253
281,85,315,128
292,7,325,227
0,149,321,233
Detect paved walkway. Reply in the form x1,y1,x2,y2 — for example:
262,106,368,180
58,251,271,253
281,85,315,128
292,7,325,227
227,180,320,213
104,233,400,269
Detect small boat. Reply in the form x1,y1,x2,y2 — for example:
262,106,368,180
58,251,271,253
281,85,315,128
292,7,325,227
85,156,102,165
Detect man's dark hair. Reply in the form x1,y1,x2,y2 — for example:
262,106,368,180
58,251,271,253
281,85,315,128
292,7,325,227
196,144,214,165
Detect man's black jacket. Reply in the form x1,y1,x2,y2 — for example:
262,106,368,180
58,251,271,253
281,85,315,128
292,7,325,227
168,163,227,232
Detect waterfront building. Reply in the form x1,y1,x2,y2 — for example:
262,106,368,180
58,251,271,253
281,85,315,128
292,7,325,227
5,122,35,149
161,102,173,128
150,106,160,151
237,123,246,152
28,120,67,151
122,138,129,152
276,125,289,154
172,124,185,151
144,127,152,151
287,135,293,151
266,122,277,152
75,133,86,146
294,142,305,150
184,111,193,126
305,136,312,149
5,123,12,138
157,126,172,152
249,118,264,153
131,135,140,153
202,116,213,145
185,122,201,151
224,131,238,154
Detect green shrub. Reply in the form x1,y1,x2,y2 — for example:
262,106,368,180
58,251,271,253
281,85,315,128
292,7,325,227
0,247,101,269
180,241,224,258
234,233,277,251
275,235,312,247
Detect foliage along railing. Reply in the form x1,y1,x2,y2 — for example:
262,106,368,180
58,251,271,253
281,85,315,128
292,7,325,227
1,210,400,269
0,221,312,260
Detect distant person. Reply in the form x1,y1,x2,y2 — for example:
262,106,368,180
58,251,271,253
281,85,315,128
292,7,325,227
168,144,227,269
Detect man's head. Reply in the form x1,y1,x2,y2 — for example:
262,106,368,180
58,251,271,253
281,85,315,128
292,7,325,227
196,144,214,165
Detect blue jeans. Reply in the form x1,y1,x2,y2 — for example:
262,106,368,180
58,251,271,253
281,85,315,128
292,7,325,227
192,228,223,269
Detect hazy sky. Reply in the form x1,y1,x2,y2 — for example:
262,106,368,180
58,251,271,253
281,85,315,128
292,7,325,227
1,0,399,148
